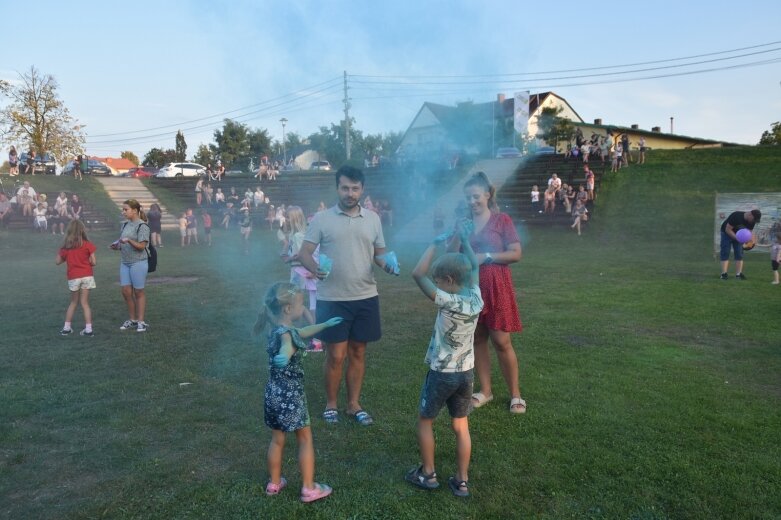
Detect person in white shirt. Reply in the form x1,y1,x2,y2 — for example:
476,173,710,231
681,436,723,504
547,173,562,194
16,181,38,217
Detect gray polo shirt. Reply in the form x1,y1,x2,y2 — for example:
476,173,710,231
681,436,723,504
304,205,385,301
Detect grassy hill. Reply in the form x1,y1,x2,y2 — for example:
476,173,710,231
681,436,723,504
0,146,779,519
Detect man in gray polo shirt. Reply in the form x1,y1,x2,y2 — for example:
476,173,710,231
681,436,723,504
299,166,395,426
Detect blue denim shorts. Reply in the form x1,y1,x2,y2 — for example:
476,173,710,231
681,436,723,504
419,369,474,419
719,231,743,261
120,260,148,289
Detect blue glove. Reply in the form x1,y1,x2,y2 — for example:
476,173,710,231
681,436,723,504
457,219,474,241
325,316,344,327
272,354,289,368
433,231,453,244
381,251,400,275
318,254,333,278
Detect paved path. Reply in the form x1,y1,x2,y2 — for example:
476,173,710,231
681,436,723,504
96,177,178,229
396,158,523,243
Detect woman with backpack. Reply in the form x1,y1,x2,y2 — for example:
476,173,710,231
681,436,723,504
111,199,151,333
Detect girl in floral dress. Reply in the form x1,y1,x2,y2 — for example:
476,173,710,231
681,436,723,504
254,282,343,503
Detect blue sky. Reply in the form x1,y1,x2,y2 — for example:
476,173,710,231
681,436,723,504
3,0,780,160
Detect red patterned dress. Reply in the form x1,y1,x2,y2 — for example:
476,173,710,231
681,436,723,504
468,212,522,332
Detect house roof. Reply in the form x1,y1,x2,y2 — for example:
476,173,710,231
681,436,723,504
573,121,738,146
93,157,137,170
401,91,583,144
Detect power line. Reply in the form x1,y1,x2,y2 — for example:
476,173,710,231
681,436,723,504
85,97,344,149
86,85,342,145
349,57,781,100
349,47,781,86
349,40,781,79
87,76,342,138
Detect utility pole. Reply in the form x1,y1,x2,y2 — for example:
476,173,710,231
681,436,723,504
280,117,288,165
343,71,351,160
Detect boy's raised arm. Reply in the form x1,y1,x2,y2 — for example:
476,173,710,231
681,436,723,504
411,243,439,301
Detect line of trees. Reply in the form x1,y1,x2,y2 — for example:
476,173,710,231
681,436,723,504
142,119,402,171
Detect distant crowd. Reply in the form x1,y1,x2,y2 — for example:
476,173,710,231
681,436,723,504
0,180,86,233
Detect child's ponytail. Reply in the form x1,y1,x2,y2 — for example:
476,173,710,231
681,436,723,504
253,305,270,336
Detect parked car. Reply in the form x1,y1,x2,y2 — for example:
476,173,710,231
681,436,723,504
126,166,159,178
535,146,556,155
309,160,332,171
19,152,58,175
155,162,206,178
495,147,522,159
61,159,113,176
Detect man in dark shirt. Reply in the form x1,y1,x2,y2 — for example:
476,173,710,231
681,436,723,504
720,209,761,280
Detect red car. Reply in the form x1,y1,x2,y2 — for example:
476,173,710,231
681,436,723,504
126,167,159,178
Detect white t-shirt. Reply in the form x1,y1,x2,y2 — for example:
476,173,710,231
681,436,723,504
531,189,540,203
425,285,483,373
548,177,561,190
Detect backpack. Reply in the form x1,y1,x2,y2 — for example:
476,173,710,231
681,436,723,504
122,221,157,273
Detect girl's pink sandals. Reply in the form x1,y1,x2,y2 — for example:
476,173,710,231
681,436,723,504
265,477,287,496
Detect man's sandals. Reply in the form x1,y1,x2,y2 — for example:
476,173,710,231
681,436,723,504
346,409,374,426
510,397,527,414
472,392,527,414
323,408,374,426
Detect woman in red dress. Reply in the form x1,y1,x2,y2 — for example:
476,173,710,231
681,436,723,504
449,171,526,413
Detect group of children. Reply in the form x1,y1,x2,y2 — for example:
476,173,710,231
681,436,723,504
256,220,482,502
178,208,212,247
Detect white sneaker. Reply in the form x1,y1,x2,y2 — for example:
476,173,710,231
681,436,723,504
137,321,148,333
120,320,137,330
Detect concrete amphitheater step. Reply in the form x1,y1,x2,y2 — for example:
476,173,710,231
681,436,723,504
95,177,178,229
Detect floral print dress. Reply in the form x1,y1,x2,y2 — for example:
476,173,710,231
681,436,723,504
264,326,310,432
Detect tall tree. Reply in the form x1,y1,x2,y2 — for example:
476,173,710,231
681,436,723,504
282,131,303,150
175,130,187,161
759,121,781,145
213,119,250,166
363,133,383,158
0,66,85,165
247,128,272,157
192,144,213,167
121,150,139,165
535,106,574,150
143,147,177,168
381,131,403,156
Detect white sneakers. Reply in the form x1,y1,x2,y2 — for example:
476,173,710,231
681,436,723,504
120,320,149,332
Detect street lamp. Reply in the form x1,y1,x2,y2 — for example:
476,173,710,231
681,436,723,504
280,118,288,165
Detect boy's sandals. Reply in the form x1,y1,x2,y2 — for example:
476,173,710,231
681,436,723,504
405,465,439,490
447,476,470,497
346,409,374,426
510,397,527,414
300,482,332,503
471,392,493,408
265,477,287,496
322,408,339,424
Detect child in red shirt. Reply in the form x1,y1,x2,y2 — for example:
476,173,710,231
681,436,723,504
56,220,97,336
201,209,212,247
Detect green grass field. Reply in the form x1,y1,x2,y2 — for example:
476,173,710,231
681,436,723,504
1,147,780,519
